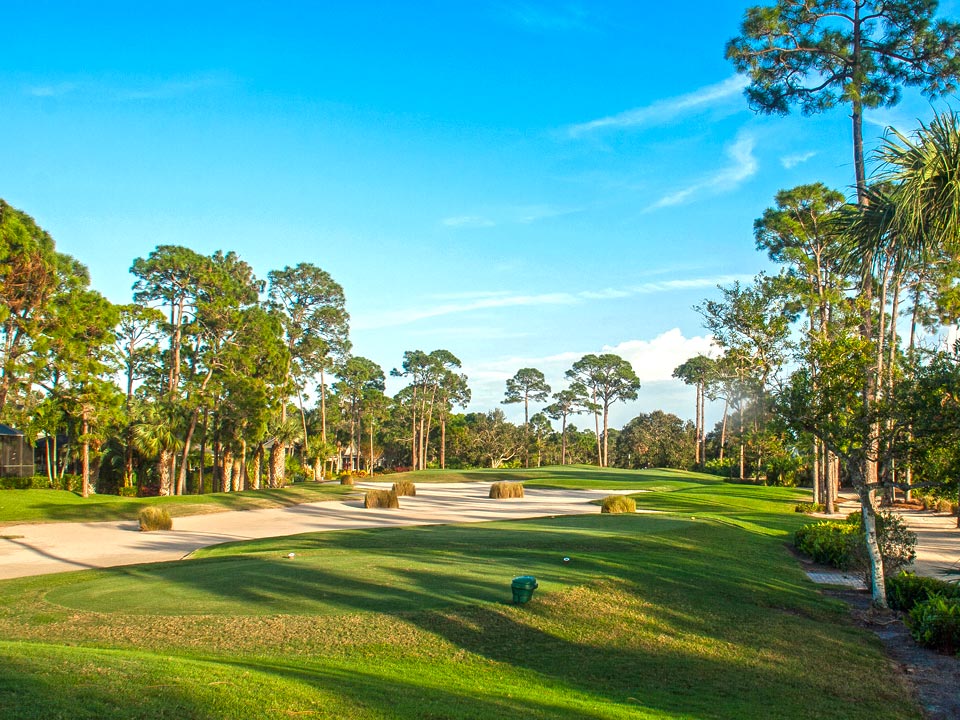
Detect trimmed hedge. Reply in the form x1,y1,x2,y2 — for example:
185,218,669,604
601,495,636,514
392,480,416,497
364,489,399,509
138,506,173,532
489,481,524,499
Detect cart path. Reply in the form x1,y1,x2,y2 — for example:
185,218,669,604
0,483,645,580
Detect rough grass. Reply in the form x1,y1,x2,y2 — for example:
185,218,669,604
137,506,172,531
600,495,636,513
489,481,524,499
392,480,416,497
0,485,921,719
364,489,399,509
0,483,351,526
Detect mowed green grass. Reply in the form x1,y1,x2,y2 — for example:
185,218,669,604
0,468,920,720
0,482,353,526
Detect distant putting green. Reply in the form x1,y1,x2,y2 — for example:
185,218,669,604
0,471,921,719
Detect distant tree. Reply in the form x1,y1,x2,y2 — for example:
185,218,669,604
672,355,715,468
503,368,551,426
267,263,350,447
334,356,385,471
614,411,694,470
566,354,641,467
545,386,588,465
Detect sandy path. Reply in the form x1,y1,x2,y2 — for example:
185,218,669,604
0,483,638,580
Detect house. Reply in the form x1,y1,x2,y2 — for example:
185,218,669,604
0,424,35,477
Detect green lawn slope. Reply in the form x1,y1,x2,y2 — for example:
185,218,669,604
0,468,919,719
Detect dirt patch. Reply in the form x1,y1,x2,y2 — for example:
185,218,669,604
826,587,960,720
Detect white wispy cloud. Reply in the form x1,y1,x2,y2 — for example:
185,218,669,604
26,82,79,98
647,131,758,210
499,2,594,32
118,73,228,100
353,273,752,331
781,150,817,169
442,215,496,228
567,75,748,137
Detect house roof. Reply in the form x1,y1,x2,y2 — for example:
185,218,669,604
0,424,24,436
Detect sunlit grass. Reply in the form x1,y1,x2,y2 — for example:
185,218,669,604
0,482,352,526
0,478,921,719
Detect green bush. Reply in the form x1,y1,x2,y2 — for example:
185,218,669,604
886,572,960,611
794,502,825,514
118,486,138,497
703,457,737,478
794,510,917,577
364,489,399,509
392,480,416,497
0,475,51,490
794,521,860,569
489,481,524,499
601,495,636,514
138,506,173,532
907,594,960,654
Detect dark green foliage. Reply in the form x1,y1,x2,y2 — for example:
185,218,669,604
489,481,524,499
886,572,960,611
794,502,824,513
137,506,172,531
391,480,415,497
600,495,636,514
794,520,859,568
0,476,52,490
363,489,399,509
907,594,960,654
794,511,917,576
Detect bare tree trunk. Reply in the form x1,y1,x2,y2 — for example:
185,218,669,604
197,408,208,494
158,448,174,496
81,411,90,498
222,450,233,493
718,398,728,463
440,416,446,470
269,443,284,488
252,444,263,490
231,455,242,493
561,414,568,466
812,439,821,505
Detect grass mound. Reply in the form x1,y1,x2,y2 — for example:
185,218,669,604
340,475,354,486
364,489,399,509
137,506,172,532
392,480,416,497
600,495,636,514
489,481,524,499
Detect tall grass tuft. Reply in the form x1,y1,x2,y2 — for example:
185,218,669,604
364,489,399,509
138,506,173,531
601,495,636,514
392,480,416,497
340,474,354,486
489,481,524,499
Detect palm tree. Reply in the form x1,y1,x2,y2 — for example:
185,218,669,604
131,403,181,496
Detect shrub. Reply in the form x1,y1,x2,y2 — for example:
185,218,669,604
138,506,173,532
118,486,138,497
392,480,416,497
794,521,859,568
795,502,825,514
887,572,960,611
794,510,917,577
703,457,737,478
489,481,524,499
846,511,917,578
364,489,399,509
601,495,636,514
907,594,960,654
0,475,51,490
340,474,354,486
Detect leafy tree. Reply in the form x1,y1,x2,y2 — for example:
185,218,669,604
466,409,523,469
545,385,589,465
503,368,551,426
565,354,641,467
334,356,385,471
436,370,470,469
672,355,715,468
613,411,695,469
727,0,960,200
267,263,350,447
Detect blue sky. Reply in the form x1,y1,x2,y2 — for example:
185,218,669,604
2,1,958,429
